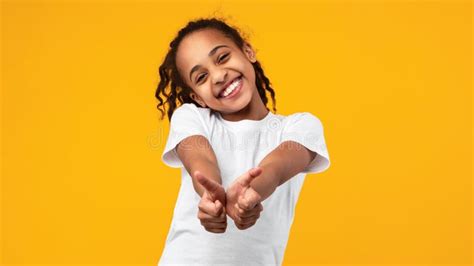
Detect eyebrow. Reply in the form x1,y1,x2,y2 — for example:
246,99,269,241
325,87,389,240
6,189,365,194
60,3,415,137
188,44,230,82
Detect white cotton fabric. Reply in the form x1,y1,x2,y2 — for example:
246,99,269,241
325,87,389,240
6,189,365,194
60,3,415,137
158,103,330,266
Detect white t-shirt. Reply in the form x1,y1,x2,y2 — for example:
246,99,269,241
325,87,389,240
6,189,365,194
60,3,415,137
158,103,330,266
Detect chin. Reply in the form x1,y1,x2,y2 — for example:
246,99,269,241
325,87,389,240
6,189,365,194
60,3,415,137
228,100,254,115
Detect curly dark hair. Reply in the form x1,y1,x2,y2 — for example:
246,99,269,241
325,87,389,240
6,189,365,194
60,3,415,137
155,17,277,121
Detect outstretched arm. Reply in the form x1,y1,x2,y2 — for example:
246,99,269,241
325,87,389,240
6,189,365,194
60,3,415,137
177,136,227,233
225,141,316,229
250,140,317,201
176,135,222,198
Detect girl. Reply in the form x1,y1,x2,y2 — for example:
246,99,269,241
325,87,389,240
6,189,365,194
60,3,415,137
155,17,330,265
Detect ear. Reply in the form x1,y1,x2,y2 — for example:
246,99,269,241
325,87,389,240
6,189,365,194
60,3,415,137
243,42,257,63
189,92,207,108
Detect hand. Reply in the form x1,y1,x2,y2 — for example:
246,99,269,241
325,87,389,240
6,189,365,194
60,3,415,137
226,167,264,230
194,170,227,233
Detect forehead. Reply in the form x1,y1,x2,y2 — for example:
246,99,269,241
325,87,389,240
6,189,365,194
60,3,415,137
176,29,237,74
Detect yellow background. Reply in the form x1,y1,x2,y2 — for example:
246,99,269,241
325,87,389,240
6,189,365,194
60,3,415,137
1,0,472,265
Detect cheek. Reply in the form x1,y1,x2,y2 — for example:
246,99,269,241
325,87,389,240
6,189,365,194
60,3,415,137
239,58,255,79
229,55,252,73
243,66,256,85
196,85,216,100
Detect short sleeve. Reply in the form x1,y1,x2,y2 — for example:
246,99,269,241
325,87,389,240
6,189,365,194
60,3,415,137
281,112,330,174
161,103,210,168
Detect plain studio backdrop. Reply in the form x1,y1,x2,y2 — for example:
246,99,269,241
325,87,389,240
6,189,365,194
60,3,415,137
1,0,471,265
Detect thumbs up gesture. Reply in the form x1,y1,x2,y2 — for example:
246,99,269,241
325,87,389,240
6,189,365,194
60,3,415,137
194,170,227,233
225,167,264,230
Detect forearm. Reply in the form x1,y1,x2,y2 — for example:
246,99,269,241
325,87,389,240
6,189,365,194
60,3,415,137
187,157,222,197
250,141,316,201
247,163,279,202
176,135,222,197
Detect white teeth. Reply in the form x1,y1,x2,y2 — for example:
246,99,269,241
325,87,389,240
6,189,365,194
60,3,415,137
221,78,241,97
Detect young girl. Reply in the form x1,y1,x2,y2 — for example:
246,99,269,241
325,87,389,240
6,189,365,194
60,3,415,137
155,17,330,265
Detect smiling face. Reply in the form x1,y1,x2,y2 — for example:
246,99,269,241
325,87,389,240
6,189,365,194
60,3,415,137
175,28,267,119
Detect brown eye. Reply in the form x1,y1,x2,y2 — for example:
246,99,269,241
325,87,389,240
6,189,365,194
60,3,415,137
196,73,206,83
218,53,229,63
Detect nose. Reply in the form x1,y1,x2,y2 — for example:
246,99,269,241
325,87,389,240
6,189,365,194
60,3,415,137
211,67,228,85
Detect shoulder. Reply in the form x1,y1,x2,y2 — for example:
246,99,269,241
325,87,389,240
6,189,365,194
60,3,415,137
169,103,214,135
171,103,212,121
172,103,200,116
282,111,324,130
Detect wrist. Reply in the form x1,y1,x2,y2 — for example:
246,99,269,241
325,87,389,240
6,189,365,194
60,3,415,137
191,158,222,198
248,164,281,202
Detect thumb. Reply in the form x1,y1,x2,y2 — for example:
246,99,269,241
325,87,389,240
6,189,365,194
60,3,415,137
238,188,262,210
238,167,263,187
195,170,220,200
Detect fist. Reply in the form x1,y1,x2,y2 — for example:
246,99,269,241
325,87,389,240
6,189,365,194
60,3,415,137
194,171,227,233
226,167,264,230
